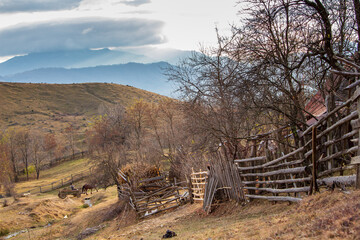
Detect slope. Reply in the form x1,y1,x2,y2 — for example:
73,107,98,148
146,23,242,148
0,82,165,134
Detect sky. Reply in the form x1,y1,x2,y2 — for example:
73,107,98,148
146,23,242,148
0,0,240,60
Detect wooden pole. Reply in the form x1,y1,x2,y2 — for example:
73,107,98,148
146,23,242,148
310,126,319,194
186,175,194,204
356,87,360,189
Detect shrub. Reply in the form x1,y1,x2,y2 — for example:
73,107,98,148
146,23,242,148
0,227,9,237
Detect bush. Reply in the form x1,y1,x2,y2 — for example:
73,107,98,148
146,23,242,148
80,204,89,208
0,227,9,237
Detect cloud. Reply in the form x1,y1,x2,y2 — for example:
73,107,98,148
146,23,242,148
0,0,82,13
119,0,151,7
0,18,166,56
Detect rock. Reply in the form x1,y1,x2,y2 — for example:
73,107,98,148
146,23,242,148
77,224,105,240
162,230,177,238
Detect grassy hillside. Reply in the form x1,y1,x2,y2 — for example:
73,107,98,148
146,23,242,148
0,82,164,133
14,158,91,194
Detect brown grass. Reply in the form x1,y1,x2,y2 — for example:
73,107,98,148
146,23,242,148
14,157,91,194
3,187,360,239
0,82,165,135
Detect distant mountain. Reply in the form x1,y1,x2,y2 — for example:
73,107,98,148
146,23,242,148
1,62,175,96
0,48,193,76
0,49,151,76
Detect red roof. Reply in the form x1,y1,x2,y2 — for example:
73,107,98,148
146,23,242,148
304,91,327,126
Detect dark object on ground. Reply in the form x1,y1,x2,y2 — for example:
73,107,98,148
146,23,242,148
162,230,177,238
58,188,81,199
0,194,3,198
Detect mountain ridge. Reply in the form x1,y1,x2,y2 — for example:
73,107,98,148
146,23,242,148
1,61,174,96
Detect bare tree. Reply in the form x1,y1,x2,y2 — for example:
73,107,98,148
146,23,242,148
87,104,129,187
16,128,31,181
4,128,20,182
166,38,260,159
65,123,77,158
30,131,46,180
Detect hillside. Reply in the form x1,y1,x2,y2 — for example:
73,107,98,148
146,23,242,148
1,62,174,96
0,82,165,134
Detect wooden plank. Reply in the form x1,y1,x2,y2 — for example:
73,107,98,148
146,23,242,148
241,167,306,177
191,177,207,180
318,165,354,177
262,147,305,167
242,177,311,185
138,176,164,183
304,130,358,158
244,187,310,194
317,111,358,139
234,156,266,163
191,172,208,175
319,146,358,163
245,194,302,202
351,156,360,165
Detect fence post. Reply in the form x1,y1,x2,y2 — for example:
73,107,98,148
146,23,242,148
186,175,194,204
71,174,74,183
309,126,319,194
356,88,360,189
39,186,42,193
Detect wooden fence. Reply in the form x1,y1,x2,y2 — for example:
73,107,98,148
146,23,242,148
18,169,91,196
191,170,207,201
118,173,189,219
235,88,360,202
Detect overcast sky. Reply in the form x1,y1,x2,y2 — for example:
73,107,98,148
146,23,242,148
0,0,239,60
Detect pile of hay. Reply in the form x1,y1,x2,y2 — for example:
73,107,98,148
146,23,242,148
119,162,160,185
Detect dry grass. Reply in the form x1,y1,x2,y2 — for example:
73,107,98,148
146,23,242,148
97,189,360,240
0,82,165,135
0,186,119,239
3,185,360,239
14,157,91,194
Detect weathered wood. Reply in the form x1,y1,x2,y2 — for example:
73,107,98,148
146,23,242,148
262,147,305,167
191,171,208,175
244,186,309,194
318,165,353,177
319,146,358,163
191,177,207,180
304,112,358,148
138,176,164,183
234,156,266,163
309,126,319,195
263,159,304,169
357,92,360,189
137,196,181,214
242,177,311,185
139,204,180,219
317,111,358,139
245,194,302,202
304,130,357,158
318,175,355,188
241,167,306,177
344,79,360,90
